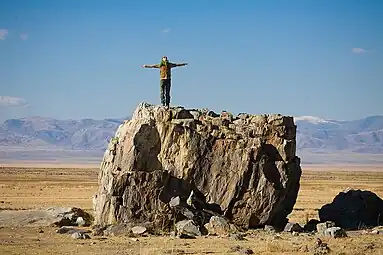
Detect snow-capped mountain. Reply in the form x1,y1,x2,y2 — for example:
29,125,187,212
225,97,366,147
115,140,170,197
0,115,382,162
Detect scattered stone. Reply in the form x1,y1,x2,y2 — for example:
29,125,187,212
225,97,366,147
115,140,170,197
56,226,90,236
169,196,181,208
178,233,196,239
316,221,336,235
176,220,201,238
319,189,383,230
38,229,44,233
93,103,302,231
47,207,93,227
324,227,347,238
304,219,320,232
372,226,383,234
264,225,276,232
229,245,254,254
131,226,147,235
71,232,90,240
76,217,86,227
292,231,299,236
56,226,78,234
0,201,4,203
103,224,132,237
371,229,379,234
312,238,330,255
284,222,303,233
91,225,107,236
204,216,232,236
0,207,93,228
130,238,139,241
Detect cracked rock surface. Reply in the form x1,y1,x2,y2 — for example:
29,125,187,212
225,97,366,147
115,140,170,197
93,103,302,230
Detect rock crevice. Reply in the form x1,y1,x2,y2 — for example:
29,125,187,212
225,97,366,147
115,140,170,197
93,103,302,231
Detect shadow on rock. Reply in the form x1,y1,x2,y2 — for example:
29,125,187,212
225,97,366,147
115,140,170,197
133,123,162,171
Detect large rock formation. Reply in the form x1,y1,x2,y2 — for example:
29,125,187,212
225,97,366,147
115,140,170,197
93,103,302,231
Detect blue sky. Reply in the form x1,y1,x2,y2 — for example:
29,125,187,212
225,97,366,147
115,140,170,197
0,0,382,121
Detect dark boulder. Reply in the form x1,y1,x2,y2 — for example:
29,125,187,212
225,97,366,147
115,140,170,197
319,189,383,230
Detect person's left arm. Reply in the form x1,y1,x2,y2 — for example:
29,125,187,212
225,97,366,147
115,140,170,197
170,62,188,68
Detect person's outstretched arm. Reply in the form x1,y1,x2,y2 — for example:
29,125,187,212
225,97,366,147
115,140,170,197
142,64,160,68
170,62,188,68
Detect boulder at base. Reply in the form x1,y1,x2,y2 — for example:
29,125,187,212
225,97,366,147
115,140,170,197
93,103,302,231
319,189,383,230
0,207,93,228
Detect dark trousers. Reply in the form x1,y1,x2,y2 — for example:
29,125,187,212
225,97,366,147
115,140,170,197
160,79,171,107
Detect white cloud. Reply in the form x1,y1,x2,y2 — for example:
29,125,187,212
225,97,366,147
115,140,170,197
20,33,28,40
0,96,28,107
0,29,8,40
352,48,368,54
162,28,170,33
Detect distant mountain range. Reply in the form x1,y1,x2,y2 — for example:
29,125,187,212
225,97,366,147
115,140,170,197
1,114,382,163
295,115,383,154
0,116,124,151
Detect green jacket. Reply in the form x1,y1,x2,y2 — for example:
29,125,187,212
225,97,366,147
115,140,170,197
143,61,187,79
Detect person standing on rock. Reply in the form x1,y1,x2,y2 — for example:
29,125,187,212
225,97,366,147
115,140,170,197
142,56,188,108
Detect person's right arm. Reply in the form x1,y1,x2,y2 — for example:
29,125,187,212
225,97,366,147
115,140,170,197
142,64,160,68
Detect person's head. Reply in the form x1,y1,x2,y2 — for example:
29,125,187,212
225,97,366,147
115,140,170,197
162,56,168,62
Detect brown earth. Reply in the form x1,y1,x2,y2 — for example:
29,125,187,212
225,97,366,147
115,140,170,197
0,165,383,255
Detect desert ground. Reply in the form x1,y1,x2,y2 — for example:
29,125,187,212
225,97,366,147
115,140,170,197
0,163,382,255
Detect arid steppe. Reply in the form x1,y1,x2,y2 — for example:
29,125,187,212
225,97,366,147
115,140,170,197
0,164,382,255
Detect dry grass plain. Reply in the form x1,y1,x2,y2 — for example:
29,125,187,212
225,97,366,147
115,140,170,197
0,164,383,254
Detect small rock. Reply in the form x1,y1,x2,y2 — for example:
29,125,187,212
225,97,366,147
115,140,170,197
56,226,77,234
372,226,383,234
130,238,139,241
304,219,320,232
324,227,347,238
284,222,303,233
71,232,90,240
371,229,379,234
292,231,299,236
38,229,44,233
176,220,201,238
169,196,181,207
76,217,86,227
204,216,232,236
179,233,196,239
240,249,254,255
264,225,276,232
92,225,105,236
316,221,336,235
103,224,132,236
313,238,330,254
229,245,254,254
0,201,4,203
47,207,93,227
131,226,147,235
